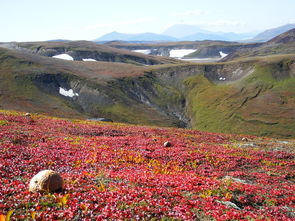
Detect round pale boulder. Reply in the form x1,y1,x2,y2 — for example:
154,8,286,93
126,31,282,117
29,170,63,193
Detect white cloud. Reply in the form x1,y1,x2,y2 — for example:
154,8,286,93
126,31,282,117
209,20,243,26
85,17,156,30
174,9,204,17
287,19,295,24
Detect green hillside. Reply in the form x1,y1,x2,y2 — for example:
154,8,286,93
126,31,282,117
184,57,295,137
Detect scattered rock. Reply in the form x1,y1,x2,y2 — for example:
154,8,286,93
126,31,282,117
25,112,35,124
216,200,242,210
241,137,248,142
25,113,31,117
29,170,63,193
164,141,172,147
282,206,295,218
238,143,256,148
88,118,113,122
223,176,250,184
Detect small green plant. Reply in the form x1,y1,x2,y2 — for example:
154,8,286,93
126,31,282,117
0,120,7,126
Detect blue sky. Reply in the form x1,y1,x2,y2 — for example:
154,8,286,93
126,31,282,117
1,0,295,42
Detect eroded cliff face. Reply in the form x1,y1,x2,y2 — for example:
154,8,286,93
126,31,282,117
28,61,258,129
147,62,257,127
108,43,262,58
188,43,262,58
28,71,188,127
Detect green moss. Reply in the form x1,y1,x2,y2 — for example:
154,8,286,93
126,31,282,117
0,120,7,126
153,82,184,107
184,75,236,132
184,62,295,138
242,65,274,85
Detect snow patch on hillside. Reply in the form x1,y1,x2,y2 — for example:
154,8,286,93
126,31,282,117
52,54,74,61
132,49,151,55
59,87,79,97
169,49,196,58
219,51,228,58
82,58,96,61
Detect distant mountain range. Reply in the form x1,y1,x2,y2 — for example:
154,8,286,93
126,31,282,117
94,27,253,42
251,24,295,42
47,39,71,42
162,24,255,41
94,32,177,42
94,24,295,43
162,24,210,38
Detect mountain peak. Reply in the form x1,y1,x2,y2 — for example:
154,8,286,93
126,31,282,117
162,24,208,38
251,23,295,42
94,32,177,42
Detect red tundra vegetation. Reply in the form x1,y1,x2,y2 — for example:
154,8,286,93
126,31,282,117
0,110,294,220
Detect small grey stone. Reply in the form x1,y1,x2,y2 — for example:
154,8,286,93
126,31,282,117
164,141,172,147
216,200,241,210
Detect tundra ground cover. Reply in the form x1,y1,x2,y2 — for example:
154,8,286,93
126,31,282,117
0,111,294,220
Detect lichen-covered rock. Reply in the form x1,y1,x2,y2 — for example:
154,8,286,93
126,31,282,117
29,170,63,193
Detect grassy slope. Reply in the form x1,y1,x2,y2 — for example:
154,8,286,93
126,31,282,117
185,56,295,137
0,49,83,118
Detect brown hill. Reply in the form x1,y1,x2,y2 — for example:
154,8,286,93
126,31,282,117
266,28,295,44
223,29,295,61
